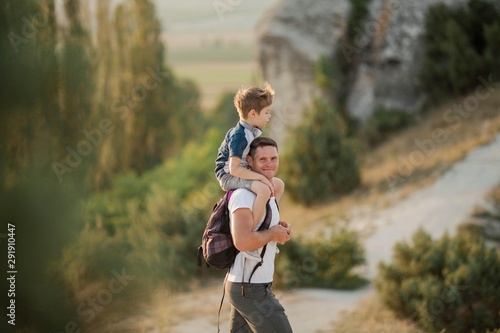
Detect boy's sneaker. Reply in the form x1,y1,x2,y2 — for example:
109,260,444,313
242,249,261,261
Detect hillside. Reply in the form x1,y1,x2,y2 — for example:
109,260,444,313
280,91,500,238
167,92,500,332
93,90,500,333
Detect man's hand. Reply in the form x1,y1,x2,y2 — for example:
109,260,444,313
279,220,292,233
272,222,292,245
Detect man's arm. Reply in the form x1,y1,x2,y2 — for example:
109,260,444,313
231,207,290,252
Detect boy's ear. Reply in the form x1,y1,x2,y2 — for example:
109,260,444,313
248,109,257,118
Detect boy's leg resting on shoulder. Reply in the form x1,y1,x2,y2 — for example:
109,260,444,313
226,282,293,333
272,177,285,200
250,181,271,225
244,181,269,261
219,173,253,192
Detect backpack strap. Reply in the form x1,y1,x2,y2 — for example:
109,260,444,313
217,198,273,330
215,189,235,332
258,199,273,231
245,244,267,285
217,271,229,333
241,198,273,297
246,199,272,282
226,189,234,202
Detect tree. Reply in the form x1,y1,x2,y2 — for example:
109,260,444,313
484,22,500,78
282,99,360,205
420,0,500,101
444,20,482,95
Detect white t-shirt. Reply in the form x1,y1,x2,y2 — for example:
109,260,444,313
227,189,279,283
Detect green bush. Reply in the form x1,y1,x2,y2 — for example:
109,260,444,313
420,0,500,101
484,22,500,78
274,228,367,290
206,91,240,130
315,54,338,96
282,98,360,205
375,228,500,332
359,106,414,147
61,128,226,295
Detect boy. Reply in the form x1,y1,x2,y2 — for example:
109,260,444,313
214,82,284,261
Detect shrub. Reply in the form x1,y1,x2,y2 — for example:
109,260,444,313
484,22,500,79
315,54,338,97
207,91,240,130
282,98,360,205
375,228,500,333
63,128,226,296
420,0,500,101
359,106,414,147
274,228,367,290
463,183,500,245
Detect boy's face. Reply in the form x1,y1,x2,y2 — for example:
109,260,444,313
252,105,271,129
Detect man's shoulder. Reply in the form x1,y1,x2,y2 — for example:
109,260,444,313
231,188,256,201
229,190,278,210
228,189,255,211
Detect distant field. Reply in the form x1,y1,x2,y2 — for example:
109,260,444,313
167,44,259,110
172,61,263,110
168,43,255,63
155,0,273,110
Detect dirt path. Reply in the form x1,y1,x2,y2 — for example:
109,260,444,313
171,133,500,333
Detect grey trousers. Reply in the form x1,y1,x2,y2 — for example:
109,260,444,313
226,281,293,333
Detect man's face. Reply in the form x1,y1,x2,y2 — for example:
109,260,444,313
247,145,279,180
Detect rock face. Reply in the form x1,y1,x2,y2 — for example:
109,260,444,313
255,0,350,147
256,0,466,147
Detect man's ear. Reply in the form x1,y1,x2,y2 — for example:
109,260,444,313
246,155,253,167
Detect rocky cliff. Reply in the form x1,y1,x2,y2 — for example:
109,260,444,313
256,0,466,147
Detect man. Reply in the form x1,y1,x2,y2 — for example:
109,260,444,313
226,136,293,333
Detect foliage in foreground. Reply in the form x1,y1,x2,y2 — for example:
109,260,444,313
375,228,500,333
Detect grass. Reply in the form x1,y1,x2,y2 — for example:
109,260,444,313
333,296,426,333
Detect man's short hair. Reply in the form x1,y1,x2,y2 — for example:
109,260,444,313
248,137,278,158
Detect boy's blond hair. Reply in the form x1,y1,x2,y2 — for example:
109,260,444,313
234,82,275,119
